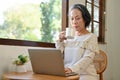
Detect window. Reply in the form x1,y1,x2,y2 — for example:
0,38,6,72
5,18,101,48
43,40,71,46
0,0,68,47
86,0,106,43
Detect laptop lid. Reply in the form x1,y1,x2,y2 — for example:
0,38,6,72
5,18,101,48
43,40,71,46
28,48,66,76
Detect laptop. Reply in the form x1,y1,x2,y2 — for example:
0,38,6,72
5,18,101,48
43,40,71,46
28,48,77,76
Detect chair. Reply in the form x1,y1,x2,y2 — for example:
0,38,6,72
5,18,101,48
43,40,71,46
94,50,107,80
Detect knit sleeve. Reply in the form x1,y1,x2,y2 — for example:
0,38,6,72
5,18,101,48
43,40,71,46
84,34,99,54
55,40,65,53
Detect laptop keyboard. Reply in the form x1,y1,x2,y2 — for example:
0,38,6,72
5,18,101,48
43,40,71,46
66,72,78,76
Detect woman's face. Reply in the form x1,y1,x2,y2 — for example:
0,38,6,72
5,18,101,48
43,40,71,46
70,9,85,32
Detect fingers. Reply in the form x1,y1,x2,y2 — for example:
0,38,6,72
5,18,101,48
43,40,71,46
59,31,65,38
59,31,66,41
65,68,72,74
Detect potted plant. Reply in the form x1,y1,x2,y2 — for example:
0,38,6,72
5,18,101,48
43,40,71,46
13,54,29,72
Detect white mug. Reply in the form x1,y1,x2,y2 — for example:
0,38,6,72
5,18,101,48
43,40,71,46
65,27,75,39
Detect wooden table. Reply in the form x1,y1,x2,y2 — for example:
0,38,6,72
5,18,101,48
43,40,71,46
2,71,79,80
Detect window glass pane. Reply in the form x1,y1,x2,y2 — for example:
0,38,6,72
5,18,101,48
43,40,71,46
0,0,61,43
94,6,99,21
94,0,99,6
86,0,105,42
86,3,92,15
94,22,99,36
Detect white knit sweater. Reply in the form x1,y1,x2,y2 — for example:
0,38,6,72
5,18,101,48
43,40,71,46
56,33,99,80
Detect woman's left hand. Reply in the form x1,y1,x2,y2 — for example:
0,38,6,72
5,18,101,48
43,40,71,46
65,68,72,74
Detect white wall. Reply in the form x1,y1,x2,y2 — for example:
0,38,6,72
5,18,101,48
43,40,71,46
105,0,120,80
69,0,85,7
0,0,120,80
0,45,43,79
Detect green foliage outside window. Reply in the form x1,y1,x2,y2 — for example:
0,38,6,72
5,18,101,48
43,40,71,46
40,0,61,42
0,0,61,43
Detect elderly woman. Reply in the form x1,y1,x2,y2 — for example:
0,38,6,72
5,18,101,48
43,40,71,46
56,4,99,80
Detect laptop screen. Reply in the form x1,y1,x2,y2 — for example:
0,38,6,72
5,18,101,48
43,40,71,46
28,48,66,76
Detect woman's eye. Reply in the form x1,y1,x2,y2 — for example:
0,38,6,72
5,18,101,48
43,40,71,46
70,17,81,21
76,17,80,20
71,18,74,20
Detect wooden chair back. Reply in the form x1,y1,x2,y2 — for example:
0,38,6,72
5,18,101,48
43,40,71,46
94,50,107,80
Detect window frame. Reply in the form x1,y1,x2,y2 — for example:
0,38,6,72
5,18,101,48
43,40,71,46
0,0,69,47
86,0,106,43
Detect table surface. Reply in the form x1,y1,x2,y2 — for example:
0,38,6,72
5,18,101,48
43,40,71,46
2,71,79,80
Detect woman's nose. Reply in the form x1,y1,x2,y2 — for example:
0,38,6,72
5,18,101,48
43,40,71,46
73,19,77,24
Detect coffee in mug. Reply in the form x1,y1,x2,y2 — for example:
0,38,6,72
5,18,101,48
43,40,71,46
66,27,75,39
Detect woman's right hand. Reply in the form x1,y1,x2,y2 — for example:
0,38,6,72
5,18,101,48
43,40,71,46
59,31,67,42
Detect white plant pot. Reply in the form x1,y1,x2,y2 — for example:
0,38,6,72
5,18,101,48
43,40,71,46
16,65,27,73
